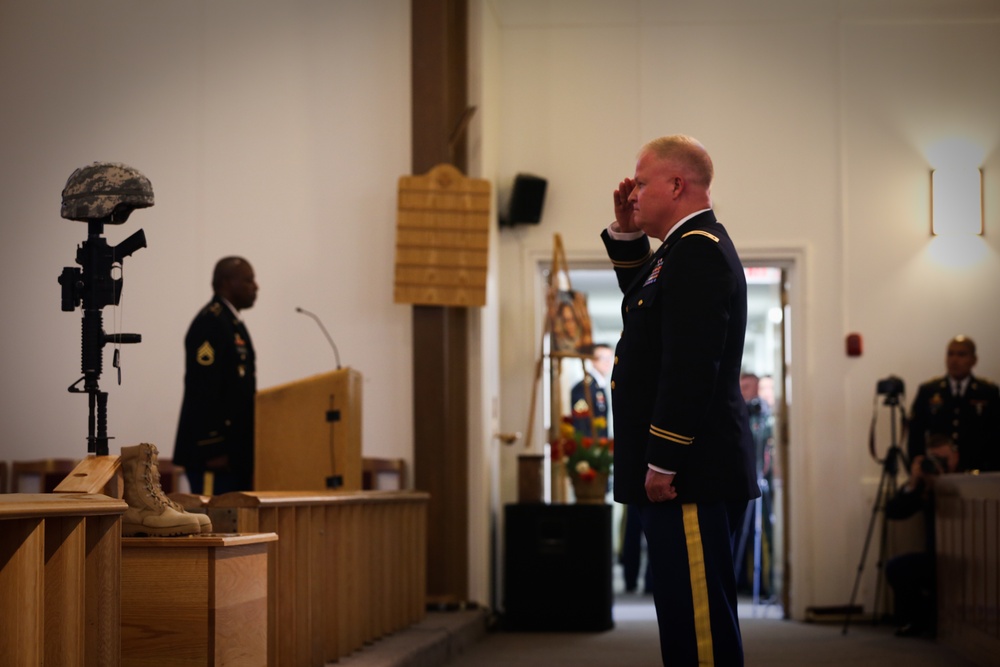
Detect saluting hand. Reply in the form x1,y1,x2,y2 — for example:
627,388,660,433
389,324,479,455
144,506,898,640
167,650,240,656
614,177,638,233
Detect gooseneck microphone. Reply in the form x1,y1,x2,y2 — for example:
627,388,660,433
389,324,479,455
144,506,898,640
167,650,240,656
295,306,342,369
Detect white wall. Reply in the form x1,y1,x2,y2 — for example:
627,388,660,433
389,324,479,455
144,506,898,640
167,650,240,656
0,1,414,466
487,0,1000,619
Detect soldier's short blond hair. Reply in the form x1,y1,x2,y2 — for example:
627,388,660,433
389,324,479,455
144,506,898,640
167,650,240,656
642,135,714,188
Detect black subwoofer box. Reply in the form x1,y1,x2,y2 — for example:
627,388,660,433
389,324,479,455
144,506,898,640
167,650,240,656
503,503,614,632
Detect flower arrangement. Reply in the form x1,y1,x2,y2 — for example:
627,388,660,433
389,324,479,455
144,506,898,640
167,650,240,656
551,414,613,482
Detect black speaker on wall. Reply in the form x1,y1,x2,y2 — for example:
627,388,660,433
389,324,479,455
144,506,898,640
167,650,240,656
500,173,547,226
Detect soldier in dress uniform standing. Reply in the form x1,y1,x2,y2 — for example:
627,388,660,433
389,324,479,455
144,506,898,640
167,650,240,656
603,135,759,666
907,335,1000,472
174,257,258,494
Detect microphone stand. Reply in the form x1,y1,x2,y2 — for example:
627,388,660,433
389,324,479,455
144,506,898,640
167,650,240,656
295,306,341,369
296,306,343,488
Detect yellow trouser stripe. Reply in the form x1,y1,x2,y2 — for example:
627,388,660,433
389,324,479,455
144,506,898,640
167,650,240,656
683,504,714,666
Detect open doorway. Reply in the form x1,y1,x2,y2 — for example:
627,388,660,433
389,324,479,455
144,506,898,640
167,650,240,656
539,261,791,619
739,265,787,618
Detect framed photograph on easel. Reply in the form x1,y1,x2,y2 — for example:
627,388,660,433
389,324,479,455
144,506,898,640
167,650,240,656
548,235,594,358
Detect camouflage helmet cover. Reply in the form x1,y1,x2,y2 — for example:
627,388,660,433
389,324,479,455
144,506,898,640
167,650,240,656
61,161,154,222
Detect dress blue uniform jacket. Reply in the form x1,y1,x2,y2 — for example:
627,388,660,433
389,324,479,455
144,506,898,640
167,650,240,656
602,210,760,506
570,373,609,437
907,374,1000,472
174,297,256,486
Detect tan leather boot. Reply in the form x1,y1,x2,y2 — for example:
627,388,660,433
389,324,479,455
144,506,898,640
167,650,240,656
163,493,213,534
121,443,202,537
141,447,213,533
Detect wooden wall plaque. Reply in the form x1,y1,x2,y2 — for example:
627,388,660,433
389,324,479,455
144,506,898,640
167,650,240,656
394,163,491,307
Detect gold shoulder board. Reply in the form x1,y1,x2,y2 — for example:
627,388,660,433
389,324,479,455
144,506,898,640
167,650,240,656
681,230,720,243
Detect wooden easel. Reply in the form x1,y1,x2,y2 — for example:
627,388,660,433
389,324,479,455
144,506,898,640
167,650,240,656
522,234,598,503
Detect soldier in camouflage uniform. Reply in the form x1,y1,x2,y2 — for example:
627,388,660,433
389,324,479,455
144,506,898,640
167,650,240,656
174,257,258,494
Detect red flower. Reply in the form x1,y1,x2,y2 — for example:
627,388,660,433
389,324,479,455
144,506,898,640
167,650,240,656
554,414,614,480
562,438,577,457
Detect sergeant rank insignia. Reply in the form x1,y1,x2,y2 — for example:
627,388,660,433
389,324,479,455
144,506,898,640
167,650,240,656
196,341,215,366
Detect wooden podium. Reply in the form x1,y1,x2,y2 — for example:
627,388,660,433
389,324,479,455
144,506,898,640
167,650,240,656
254,368,363,491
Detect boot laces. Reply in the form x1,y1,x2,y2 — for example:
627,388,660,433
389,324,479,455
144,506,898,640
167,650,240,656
140,446,170,509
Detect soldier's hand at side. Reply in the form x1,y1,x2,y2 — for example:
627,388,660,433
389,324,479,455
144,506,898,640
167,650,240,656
645,468,677,502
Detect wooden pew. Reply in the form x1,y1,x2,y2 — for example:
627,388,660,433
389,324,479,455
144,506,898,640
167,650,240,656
936,472,1000,665
10,458,79,493
207,489,429,667
0,493,127,667
121,533,277,667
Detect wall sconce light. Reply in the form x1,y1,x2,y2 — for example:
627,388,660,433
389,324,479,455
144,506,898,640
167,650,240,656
931,167,983,236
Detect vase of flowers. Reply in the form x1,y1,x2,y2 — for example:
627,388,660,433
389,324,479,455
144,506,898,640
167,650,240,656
550,415,613,504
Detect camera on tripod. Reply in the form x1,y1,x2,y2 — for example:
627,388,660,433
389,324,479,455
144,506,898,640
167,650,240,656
846,373,911,634
876,375,904,398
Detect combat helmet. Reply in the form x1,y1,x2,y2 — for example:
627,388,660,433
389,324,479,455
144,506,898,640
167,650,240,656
61,161,154,223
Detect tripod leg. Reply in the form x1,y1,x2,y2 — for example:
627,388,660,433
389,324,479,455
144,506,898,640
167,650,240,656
842,462,891,635
871,461,899,626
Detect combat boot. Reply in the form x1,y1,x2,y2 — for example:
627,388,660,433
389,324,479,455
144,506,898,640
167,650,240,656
141,445,213,533
163,492,213,534
121,443,201,537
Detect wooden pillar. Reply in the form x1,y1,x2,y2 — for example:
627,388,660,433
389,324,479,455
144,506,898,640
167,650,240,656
411,0,470,602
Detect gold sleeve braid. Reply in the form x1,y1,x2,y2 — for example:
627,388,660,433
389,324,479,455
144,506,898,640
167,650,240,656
610,251,653,269
650,424,694,445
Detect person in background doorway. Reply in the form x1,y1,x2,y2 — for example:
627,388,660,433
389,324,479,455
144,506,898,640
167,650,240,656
758,374,776,413
602,134,759,666
735,373,775,599
570,343,614,437
174,257,258,495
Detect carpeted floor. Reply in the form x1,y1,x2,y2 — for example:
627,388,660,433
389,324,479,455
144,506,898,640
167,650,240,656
336,587,984,667
440,595,981,667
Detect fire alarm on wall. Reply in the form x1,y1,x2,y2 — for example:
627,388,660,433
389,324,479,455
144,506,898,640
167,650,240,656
846,333,863,357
